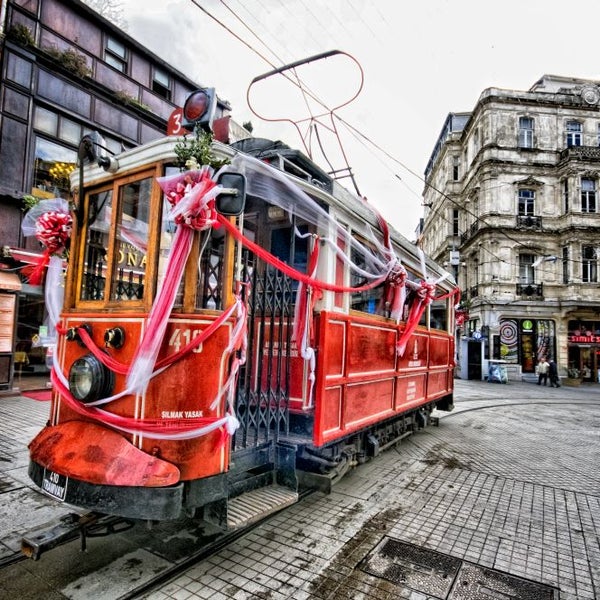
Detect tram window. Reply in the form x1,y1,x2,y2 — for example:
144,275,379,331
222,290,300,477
195,230,225,310
350,242,384,315
238,212,258,295
402,271,428,326
110,177,152,302
268,223,309,303
158,194,183,309
80,189,113,301
429,299,448,331
271,224,308,272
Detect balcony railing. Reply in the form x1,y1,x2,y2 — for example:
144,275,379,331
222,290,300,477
560,146,600,162
516,215,542,230
516,282,544,298
460,221,480,244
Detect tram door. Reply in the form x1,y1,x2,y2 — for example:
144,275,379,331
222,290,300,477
232,211,306,449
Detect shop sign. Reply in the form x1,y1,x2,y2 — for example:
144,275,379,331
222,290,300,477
568,335,600,344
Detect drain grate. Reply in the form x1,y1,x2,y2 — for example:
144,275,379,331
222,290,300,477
450,563,557,600
361,538,461,598
361,538,558,599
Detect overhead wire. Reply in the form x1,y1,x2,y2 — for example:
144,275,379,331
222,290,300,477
189,0,595,273
336,113,595,271
210,1,360,181
190,1,411,189
217,0,318,150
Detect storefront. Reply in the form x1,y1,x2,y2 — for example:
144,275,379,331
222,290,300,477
0,271,21,390
1,249,52,387
567,321,600,383
497,318,556,374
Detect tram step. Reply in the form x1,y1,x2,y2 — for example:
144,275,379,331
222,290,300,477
227,485,298,530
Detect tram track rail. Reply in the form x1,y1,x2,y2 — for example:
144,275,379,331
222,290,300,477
119,486,316,599
0,551,28,570
2,395,596,597
117,514,275,600
440,397,600,419
0,488,315,599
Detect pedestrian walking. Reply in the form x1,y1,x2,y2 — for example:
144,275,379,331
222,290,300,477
548,359,560,387
536,357,550,386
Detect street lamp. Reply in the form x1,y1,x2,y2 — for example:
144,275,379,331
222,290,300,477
532,255,558,268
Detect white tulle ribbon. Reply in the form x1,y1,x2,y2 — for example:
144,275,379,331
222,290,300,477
45,255,65,344
126,169,221,395
397,248,448,356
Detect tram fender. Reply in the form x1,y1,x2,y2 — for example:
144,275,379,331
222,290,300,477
29,421,180,487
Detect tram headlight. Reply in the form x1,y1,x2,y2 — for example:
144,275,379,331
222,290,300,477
68,354,114,403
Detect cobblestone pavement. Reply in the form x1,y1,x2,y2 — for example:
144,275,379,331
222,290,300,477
146,380,600,600
1,379,598,599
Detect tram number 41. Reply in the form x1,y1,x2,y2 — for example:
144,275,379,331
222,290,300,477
168,329,204,353
42,468,67,501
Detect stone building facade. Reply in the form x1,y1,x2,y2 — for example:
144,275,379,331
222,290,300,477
420,75,600,383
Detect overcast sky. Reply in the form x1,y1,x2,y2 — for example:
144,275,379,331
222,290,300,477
117,0,600,239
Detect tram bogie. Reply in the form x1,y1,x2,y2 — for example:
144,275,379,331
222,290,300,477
24,102,457,538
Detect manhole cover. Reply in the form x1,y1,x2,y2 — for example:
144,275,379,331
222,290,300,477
360,538,559,599
450,563,557,600
361,538,461,598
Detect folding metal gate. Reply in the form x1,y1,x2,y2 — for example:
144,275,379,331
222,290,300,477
233,252,293,449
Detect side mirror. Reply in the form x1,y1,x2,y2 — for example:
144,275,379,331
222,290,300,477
216,172,246,216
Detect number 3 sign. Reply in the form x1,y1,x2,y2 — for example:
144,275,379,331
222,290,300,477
167,108,190,136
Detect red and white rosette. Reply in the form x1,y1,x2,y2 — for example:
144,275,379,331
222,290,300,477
35,210,72,255
21,198,72,285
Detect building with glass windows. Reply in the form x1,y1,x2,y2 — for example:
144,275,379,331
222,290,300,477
0,0,244,389
419,75,600,383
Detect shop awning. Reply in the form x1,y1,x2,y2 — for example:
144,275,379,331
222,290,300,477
0,271,22,291
9,247,66,271
8,247,44,265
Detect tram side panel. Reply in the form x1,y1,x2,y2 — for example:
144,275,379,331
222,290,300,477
313,311,453,447
426,333,455,400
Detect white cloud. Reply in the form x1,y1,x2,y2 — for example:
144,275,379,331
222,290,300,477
119,0,600,239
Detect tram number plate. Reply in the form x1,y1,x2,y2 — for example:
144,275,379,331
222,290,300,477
41,469,67,501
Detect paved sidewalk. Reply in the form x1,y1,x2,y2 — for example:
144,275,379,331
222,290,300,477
0,373,50,397
147,380,600,600
0,379,598,599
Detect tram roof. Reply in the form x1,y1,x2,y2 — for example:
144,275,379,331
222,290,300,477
74,135,455,289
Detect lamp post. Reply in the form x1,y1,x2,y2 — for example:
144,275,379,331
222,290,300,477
532,255,558,268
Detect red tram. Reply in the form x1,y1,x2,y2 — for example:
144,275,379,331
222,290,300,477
26,90,458,530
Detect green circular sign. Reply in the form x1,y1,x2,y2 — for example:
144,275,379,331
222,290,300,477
522,319,533,331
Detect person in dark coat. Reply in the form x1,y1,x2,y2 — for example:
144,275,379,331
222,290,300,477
548,359,560,387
